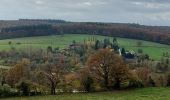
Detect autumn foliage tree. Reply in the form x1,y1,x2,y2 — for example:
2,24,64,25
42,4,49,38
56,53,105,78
40,63,63,95
79,69,94,92
135,67,151,86
87,49,130,89
0,69,6,86
5,59,30,87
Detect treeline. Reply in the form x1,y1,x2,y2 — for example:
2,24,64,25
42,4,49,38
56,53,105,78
0,19,66,29
0,38,170,97
54,23,170,45
0,20,170,44
0,25,56,39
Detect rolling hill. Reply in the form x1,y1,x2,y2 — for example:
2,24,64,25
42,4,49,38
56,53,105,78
0,34,169,60
0,19,170,45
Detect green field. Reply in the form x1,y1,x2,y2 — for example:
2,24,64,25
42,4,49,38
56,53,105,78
0,34,170,60
2,88,170,100
0,65,10,69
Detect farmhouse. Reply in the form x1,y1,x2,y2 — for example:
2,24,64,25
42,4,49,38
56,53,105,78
118,48,137,63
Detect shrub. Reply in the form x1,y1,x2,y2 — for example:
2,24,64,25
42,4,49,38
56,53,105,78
122,70,144,89
80,74,94,92
0,84,10,97
135,67,151,86
148,76,155,87
137,49,143,54
79,69,94,92
128,79,144,88
0,84,18,97
16,42,21,45
16,80,31,96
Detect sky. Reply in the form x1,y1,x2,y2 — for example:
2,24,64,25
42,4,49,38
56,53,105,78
0,0,170,26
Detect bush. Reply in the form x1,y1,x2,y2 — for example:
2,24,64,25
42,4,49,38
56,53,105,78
81,75,94,92
16,42,21,45
128,79,144,88
138,49,143,54
80,70,94,92
0,84,18,97
121,70,144,89
0,84,10,97
16,80,31,96
148,76,155,87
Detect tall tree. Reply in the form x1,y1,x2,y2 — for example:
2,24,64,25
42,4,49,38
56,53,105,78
87,49,129,89
112,37,119,52
5,59,30,87
0,69,6,86
94,40,100,50
103,38,110,48
41,63,62,95
121,48,126,56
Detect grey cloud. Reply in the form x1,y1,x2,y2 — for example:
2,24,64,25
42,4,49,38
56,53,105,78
0,0,170,26
126,0,170,3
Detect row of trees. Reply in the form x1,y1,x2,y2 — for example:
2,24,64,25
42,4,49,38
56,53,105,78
0,37,170,98
1,48,169,97
0,49,137,96
1,22,170,45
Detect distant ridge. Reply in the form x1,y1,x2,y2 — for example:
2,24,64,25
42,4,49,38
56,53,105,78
18,19,67,23
0,19,170,45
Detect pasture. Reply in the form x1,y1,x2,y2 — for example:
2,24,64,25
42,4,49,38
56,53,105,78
2,88,170,100
0,34,169,60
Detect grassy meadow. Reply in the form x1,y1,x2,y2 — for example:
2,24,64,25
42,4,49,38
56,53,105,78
0,34,170,60
2,87,170,100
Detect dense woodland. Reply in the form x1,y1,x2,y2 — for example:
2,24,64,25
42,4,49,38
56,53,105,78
0,19,170,45
0,37,170,97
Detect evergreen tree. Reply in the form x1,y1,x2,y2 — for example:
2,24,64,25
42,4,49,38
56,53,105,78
95,40,100,50
121,48,126,56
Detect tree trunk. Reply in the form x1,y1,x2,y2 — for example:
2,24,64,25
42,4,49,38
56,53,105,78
50,81,56,95
114,78,121,89
1,76,5,86
104,75,109,89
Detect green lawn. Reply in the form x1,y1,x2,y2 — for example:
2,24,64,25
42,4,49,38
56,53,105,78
2,88,170,100
0,34,170,60
0,65,10,69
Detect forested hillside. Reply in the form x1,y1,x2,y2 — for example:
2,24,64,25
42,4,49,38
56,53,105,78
0,19,170,45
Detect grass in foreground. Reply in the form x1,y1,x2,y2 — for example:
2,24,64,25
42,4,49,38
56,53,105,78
2,87,170,100
0,34,170,60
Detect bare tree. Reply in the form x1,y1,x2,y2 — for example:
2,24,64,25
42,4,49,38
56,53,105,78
41,63,62,95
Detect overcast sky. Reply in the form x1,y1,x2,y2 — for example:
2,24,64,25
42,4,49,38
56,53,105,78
1,0,170,26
